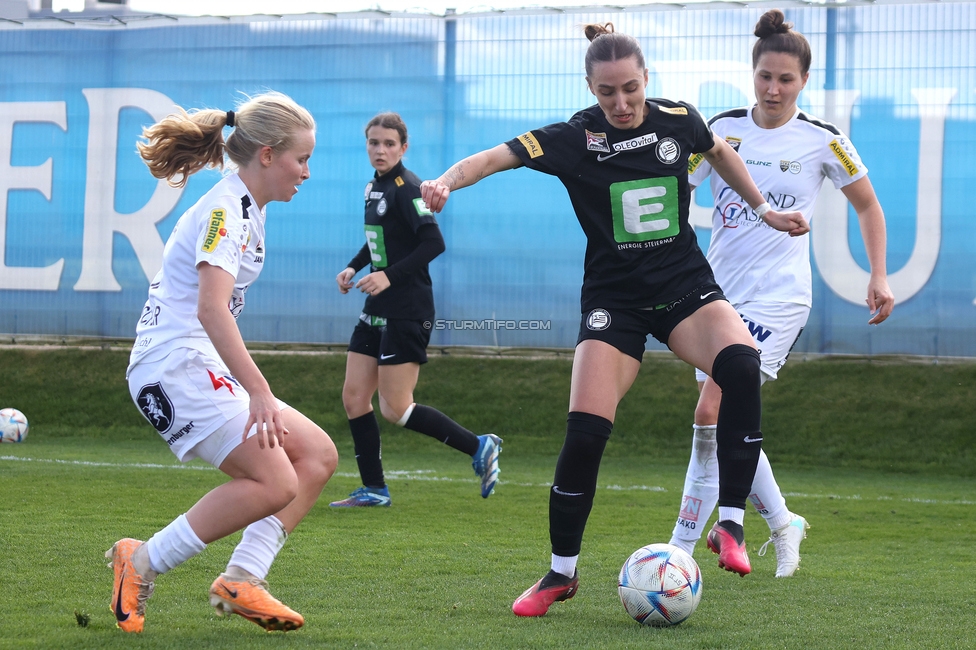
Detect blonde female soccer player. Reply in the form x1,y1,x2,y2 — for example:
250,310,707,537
422,23,809,616
109,91,337,633
669,8,894,577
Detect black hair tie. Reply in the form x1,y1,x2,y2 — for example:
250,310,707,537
226,110,235,127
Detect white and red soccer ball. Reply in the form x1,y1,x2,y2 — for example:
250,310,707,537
618,543,702,626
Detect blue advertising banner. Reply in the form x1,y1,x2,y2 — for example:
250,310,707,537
1,3,973,357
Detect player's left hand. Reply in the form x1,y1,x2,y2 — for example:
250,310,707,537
356,271,390,297
866,276,895,325
763,209,810,237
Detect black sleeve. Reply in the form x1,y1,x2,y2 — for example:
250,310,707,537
505,120,581,177
346,243,371,273
382,224,445,285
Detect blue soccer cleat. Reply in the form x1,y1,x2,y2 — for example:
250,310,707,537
472,434,502,498
329,486,391,508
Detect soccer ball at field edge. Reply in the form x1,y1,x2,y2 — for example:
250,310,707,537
0,408,29,443
618,542,702,626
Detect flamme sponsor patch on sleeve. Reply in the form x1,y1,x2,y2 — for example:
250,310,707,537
829,139,859,177
202,209,227,253
517,132,544,158
688,153,705,174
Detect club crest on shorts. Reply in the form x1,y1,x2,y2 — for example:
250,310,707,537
137,382,174,433
586,308,611,331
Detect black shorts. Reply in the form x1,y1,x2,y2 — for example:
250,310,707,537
347,313,431,365
576,282,727,361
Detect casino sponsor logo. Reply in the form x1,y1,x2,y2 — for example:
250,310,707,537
586,308,611,331
137,382,174,434
377,198,388,216
518,131,544,158
585,129,611,153
202,209,226,253
688,153,705,174
829,139,858,176
725,136,742,152
655,137,680,164
395,176,405,187
780,160,802,174
658,105,688,115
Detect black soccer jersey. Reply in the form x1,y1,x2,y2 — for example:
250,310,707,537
506,99,718,311
360,161,439,320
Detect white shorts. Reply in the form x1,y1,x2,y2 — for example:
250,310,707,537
695,301,810,383
128,348,289,467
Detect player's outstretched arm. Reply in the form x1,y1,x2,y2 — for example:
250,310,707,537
703,134,810,237
420,144,521,213
842,176,895,324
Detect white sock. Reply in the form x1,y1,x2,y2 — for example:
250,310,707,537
669,425,719,553
395,403,416,427
551,553,578,579
227,515,287,580
718,506,745,526
749,449,792,530
145,513,207,574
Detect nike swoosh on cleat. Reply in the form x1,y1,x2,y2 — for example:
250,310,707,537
115,568,130,622
700,291,718,300
596,152,620,162
743,435,763,443
221,584,239,599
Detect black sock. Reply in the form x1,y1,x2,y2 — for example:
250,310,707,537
349,412,385,489
717,520,745,545
711,344,763,510
549,411,612,557
404,404,480,456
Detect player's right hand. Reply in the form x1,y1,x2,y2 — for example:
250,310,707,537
420,180,450,213
336,267,355,294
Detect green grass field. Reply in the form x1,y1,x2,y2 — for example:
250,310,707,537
1,348,974,648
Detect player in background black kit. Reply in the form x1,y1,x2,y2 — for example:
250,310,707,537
331,112,501,508
422,24,809,616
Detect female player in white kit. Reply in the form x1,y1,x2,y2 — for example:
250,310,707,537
669,9,894,576
423,23,809,616
108,92,338,633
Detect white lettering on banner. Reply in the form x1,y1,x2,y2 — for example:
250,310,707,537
810,88,952,305
74,88,183,292
0,102,67,290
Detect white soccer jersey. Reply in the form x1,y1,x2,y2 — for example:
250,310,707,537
128,173,266,373
688,106,867,307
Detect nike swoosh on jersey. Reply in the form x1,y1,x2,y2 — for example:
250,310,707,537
596,151,621,162
743,435,763,443
700,291,718,300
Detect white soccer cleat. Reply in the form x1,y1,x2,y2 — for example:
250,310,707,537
758,513,810,577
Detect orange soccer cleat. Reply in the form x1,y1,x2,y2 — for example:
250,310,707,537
209,573,304,632
106,538,155,633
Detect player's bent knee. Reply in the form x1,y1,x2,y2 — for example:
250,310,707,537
710,344,761,394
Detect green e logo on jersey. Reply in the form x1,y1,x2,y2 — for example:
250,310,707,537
365,225,388,268
609,177,680,242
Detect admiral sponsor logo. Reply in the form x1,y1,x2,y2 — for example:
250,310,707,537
746,159,772,167
166,420,195,447
688,152,705,174
613,132,658,153
202,209,226,253
585,308,611,331
829,139,858,176
394,176,405,187
780,160,802,174
658,105,688,115
725,136,742,152
518,132,544,158
655,137,680,164
585,129,611,153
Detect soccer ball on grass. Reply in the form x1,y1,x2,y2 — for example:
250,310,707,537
618,543,702,626
0,408,29,443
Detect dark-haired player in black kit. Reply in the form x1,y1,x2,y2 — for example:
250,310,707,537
332,112,501,508
422,24,809,616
